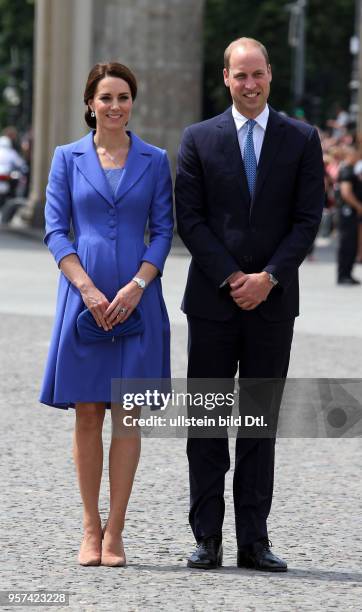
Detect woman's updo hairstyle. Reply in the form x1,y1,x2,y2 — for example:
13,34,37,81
84,62,138,128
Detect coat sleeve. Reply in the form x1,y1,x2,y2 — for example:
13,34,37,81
44,146,77,266
175,127,240,288
141,150,174,275
263,127,325,288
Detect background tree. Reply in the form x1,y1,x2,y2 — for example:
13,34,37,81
0,0,355,132
203,0,354,125
0,0,34,132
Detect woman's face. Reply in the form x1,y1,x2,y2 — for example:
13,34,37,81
89,76,133,132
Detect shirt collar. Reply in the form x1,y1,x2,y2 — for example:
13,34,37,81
232,104,269,132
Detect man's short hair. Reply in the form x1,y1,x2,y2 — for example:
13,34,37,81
224,37,270,70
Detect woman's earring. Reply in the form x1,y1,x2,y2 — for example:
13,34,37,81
91,111,95,118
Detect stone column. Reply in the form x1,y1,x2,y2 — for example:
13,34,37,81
27,0,205,227
28,0,93,227
91,0,205,168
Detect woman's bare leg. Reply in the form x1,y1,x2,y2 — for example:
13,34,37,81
73,402,105,565
102,406,141,565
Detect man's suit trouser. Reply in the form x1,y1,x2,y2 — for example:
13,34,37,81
187,310,295,547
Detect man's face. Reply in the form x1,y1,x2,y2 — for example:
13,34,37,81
223,46,272,118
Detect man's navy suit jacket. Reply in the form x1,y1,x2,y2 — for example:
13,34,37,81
175,106,325,322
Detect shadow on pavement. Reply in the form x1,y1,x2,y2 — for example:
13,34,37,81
129,563,362,583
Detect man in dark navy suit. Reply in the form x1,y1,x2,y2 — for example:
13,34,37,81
175,38,324,571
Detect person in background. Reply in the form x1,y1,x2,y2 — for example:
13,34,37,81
326,105,350,140
336,150,362,284
1,125,20,151
0,135,27,206
0,135,26,171
356,220,362,263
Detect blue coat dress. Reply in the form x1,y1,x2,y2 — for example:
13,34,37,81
39,131,174,409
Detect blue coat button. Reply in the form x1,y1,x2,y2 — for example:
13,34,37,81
109,231,116,240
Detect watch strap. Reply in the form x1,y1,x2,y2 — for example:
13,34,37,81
268,272,278,287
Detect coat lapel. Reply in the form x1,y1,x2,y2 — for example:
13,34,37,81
113,132,152,202
71,131,152,207
253,106,286,203
217,108,251,205
72,132,114,206
217,106,287,212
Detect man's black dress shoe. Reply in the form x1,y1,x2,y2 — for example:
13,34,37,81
187,537,223,569
337,276,361,285
237,539,287,572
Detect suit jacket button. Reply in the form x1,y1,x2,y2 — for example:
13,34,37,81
109,231,116,240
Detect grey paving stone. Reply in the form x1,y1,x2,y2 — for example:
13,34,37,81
0,231,361,611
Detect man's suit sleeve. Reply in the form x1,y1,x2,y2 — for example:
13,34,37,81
263,127,325,288
175,127,240,288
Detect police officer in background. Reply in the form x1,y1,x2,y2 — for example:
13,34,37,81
337,151,362,285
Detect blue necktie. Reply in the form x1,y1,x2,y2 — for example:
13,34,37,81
243,119,257,197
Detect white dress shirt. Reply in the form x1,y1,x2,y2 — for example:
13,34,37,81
232,104,269,163
219,104,270,288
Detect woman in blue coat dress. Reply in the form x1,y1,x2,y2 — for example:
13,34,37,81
39,63,173,566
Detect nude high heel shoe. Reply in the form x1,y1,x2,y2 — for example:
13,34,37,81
101,525,126,567
78,531,102,566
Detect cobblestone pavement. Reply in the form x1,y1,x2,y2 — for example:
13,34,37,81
0,230,362,611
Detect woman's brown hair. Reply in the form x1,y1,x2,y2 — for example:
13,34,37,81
83,62,138,128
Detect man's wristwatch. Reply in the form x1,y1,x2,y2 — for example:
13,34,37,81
132,276,146,290
267,272,278,287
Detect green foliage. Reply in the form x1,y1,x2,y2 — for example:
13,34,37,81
203,0,354,124
305,0,355,120
0,0,34,131
0,0,355,131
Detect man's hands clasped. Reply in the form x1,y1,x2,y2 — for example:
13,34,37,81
229,270,273,311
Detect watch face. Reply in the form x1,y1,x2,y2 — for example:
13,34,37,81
134,277,146,288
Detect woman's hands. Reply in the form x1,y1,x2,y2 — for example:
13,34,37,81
103,263,158,326
58,254,148,330
80,284,112,330
80,279,144,330
104,281,144,326
58,254,113,330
